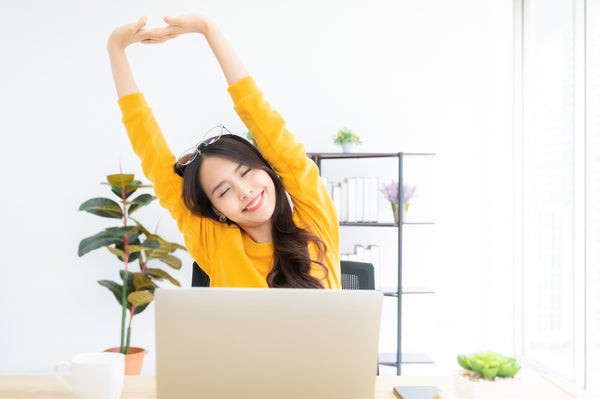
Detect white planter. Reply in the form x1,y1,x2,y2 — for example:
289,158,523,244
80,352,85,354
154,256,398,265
341,142,356,153
453,371,524,399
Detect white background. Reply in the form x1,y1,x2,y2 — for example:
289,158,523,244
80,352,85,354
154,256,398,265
0,0,516,375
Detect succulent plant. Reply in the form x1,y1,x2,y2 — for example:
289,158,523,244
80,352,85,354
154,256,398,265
457,351,522,379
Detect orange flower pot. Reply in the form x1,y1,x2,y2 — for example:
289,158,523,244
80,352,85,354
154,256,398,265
104,347,148,375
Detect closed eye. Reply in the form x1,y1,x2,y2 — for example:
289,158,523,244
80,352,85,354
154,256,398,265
241,167,252,177
219,188,230,198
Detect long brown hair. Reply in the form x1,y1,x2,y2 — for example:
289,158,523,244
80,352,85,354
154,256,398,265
174,134,328,288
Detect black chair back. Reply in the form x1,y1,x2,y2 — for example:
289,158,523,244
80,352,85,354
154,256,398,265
340,260,375,290
192,260,376,289
192,262,211,287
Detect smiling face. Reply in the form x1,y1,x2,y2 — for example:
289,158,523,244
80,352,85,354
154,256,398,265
199,155,276,242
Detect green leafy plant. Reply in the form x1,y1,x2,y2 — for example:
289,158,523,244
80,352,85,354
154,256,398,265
333,127,362,145
245,131,257,146
78,173,186,354
457,351,522,379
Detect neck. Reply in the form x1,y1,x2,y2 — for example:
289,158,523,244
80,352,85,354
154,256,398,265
244,225,272,244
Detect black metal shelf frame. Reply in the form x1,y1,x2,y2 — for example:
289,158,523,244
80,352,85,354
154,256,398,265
308,151,435,375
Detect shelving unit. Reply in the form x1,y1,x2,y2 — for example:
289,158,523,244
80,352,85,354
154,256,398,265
308,151,435,375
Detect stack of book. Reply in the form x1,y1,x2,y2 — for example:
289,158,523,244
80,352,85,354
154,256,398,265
322,177,381,223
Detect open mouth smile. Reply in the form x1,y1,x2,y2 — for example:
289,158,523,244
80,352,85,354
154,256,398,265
243,191,264,212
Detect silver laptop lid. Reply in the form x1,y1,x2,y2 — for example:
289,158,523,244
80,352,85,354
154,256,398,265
155,288,382,399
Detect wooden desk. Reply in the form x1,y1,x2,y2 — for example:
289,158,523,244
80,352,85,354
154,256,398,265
0,375,579,398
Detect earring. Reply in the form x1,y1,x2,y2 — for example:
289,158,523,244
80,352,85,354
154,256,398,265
219,215,226,222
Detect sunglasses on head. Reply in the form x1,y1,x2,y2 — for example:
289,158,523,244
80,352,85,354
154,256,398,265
175,125,232,173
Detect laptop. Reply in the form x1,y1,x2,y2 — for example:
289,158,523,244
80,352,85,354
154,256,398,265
154,288,382,399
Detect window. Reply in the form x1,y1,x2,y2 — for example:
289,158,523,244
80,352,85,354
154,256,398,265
519,0,600,395
522,0,575,381
586,0,600,395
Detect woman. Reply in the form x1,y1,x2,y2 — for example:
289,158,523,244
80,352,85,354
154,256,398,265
107,14,341,289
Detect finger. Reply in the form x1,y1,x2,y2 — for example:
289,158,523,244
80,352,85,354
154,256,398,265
163,16,176,25
141,35,180,44
142,26,177,36
136,15,148,29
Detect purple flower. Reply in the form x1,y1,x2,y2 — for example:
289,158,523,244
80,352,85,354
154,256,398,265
403,183,417,203
380,181,417,204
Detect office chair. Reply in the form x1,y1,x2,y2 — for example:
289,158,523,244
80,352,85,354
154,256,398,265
192,262,211,287
193,260,377,289
192,260,376,289
340,260,376,290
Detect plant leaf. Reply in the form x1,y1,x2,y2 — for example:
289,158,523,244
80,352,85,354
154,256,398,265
98,280,125,307
79,231,123,257
128,194,157,215
114,228,142,263
481,367,499,378
119,270,135,292
124,245,145,254
132,303,149,315
457,355,472,370
128,291,154,307
79,198,122,219
155,254,182,270
106,246,126,260
144,235,173,259
131,220,152,237
107,174,134,187
133,274,155,291
146,268,181,287
168,242,188,252
105,226,138,237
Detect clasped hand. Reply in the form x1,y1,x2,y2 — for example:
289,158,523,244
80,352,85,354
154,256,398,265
108,14,213,50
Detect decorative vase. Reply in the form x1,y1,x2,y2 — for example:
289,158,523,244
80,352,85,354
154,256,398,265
392,203,408,223
341,142,355,153
392,203,399,223
104,347,148,375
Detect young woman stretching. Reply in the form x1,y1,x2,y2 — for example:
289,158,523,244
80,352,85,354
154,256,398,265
107,14,341,289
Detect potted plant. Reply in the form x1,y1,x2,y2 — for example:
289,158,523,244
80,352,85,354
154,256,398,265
333,127,361,153
454,350,523,399
78,172,186,375
380,181,417,223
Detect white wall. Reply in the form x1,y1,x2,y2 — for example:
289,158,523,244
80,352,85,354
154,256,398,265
0,0,515,375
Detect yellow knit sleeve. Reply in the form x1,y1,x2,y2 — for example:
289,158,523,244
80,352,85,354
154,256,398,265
117,93,211,273
227,78,341,289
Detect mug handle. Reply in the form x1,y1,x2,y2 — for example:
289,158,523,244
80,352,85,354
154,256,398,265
53,361,73,391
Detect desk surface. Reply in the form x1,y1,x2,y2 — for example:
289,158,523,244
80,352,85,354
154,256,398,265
0,375,579,399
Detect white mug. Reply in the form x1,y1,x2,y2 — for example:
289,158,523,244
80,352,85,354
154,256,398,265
54,352,125,399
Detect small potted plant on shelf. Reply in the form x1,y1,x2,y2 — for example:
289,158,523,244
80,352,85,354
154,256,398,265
78,172,186,375
333,127,361,153
380,181,417,223
454,350,523,399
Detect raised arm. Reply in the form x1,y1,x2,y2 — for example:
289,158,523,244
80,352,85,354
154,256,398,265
161,14,249,86
107,16,178,98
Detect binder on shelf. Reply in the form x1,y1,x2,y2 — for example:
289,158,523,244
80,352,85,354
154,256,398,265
346,177,357,222
341,180,349,222
332,185,342,221
355,177,364,222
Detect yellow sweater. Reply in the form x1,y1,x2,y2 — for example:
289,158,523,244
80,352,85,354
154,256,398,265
118,76,341,289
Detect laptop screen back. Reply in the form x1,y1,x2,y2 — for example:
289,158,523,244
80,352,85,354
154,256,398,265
155,288,382,399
